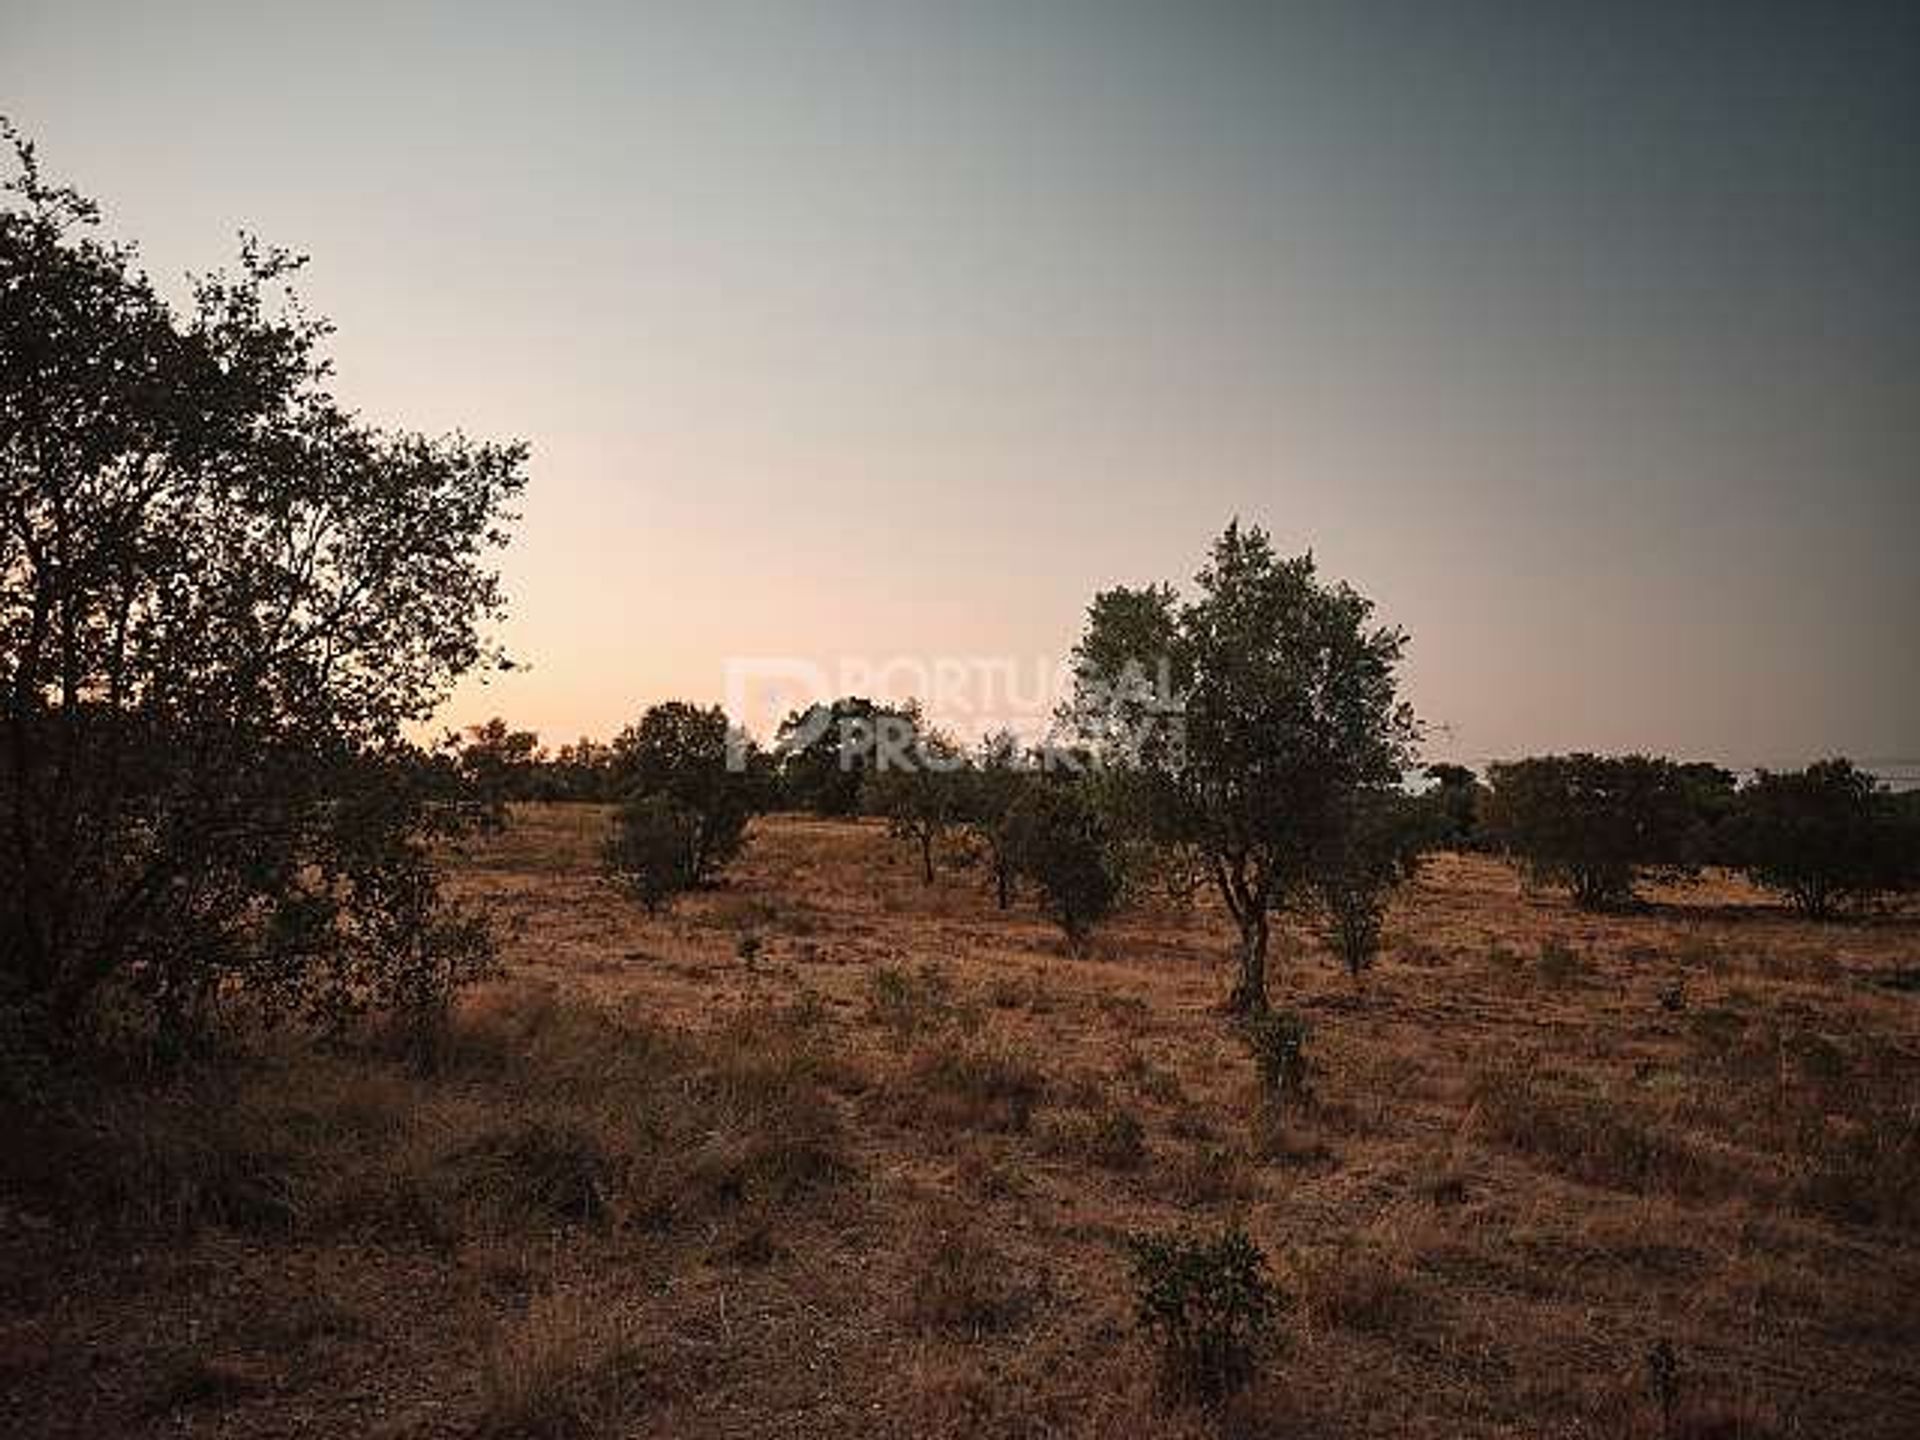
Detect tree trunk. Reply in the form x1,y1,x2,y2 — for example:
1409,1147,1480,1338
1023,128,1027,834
919,830,935,885
994,859,1011,910
1227,909,1270,1014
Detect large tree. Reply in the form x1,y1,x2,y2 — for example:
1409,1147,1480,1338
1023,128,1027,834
0,127,526,1037
1065,522,1418,1012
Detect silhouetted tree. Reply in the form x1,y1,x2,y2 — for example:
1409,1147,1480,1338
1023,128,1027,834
547,736,616,801
1482,754,1704,909
608,703,765,885
1065,522,1418,1012
1724,758,1914,918
457,717,544,818
862,727,968,884
0,126,524,1040
602,793,702,913
775,696,918,816
1422,763,1483,850
1003,781,1122,950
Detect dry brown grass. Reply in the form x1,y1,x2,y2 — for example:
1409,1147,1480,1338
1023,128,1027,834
3,807,1918,1436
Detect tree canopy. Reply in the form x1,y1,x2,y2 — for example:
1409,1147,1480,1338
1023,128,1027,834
1,126,526,1038
1065,521,1419,1011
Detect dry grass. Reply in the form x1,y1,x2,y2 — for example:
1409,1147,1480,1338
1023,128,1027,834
3,808,1918,1436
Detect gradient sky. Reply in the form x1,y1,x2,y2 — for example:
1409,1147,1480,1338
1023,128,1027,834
4,1,1915,769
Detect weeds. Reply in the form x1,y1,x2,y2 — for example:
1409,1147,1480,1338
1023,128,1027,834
901,1033,1046,1132
478,1292,650,1439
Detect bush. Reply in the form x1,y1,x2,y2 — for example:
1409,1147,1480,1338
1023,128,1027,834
1002,782,1122,949
607,703,766,885
602,795,702,912
1314,787,1430,978
1483,754,1709,909
1723,758,1915,919
1243,1009,1311,1105
1127,1226,1279,1402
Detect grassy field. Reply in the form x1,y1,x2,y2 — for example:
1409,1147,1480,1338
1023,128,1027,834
4,805,1918,1438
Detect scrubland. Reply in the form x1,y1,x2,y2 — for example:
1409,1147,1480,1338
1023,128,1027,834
4,806,1917,1438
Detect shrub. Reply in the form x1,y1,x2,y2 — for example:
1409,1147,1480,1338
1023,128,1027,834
1722,758,1916,919
602,795,701,913
1002,782,1122,949
1243,1009,1311,1105
1127,1225,1279,1402
1483,754,1709,909
1314,787,1431,978
607,702,767,885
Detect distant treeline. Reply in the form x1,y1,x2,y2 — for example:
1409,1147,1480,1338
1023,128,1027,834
459,713,1920,924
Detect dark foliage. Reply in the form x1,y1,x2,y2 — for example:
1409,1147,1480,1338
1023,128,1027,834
774,696,918,816
1313,786,1431,978
608,702,767,886
1064,522,1419,1011
601,794,702,913
861,726,967,885
1127,1225,1279,1403
0,126,522,1044
1422,762,1485,850
1724,759,1916,918
1002,781,1122,949
1482,754,1708,909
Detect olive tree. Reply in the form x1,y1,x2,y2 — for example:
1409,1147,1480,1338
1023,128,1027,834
457,716,545,819
0,127,525,1040
861,726,967,885
960,728,1030,908
1724,758,1914,918
774,696,918,816
1482,754,1704,909
608,702,766,886
1065,522,1418,1012
1003,780,1122,950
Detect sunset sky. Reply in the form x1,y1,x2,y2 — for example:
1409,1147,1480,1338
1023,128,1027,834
4,2,1914,770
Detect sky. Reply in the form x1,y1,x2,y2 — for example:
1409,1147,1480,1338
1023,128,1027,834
3,1,1915,771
